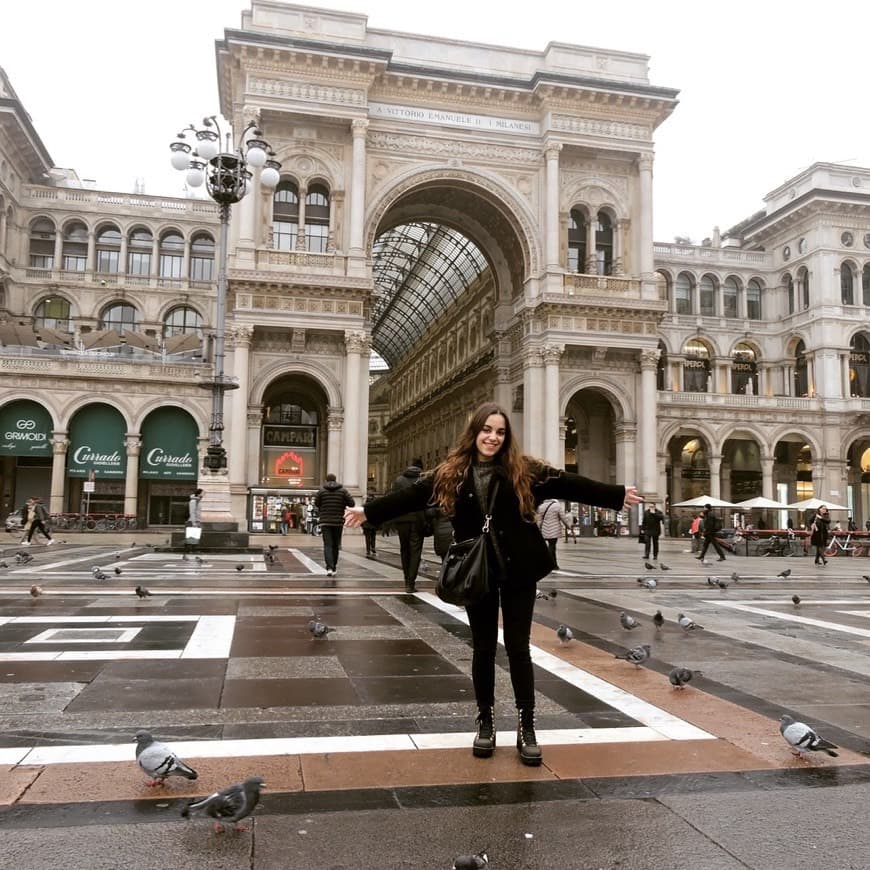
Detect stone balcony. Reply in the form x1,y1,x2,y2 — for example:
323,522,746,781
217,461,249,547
21,266,214,294
653,242,768,266
658,390,819,412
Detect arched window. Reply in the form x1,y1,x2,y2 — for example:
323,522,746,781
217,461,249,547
34,296,71,332
595,211,613,275
163,306,202,337
797,266,809,309
100,302,138,333
272,180,299,250
62,221,88,271
683,338,710,392
785,273,795,314
700,274,717,316
190,233,214,281
654,271,670,301
127,228,153,276
29,218,55,269
723,276,739,318
675,272,693,314
96,225,121,274
304,184,330,253
747,279,763,320
731,341,757,395
568,209,587,273
841,261,855,305
159,231,184,279
849,333,870,397
864,265,870,306
794,340,808,397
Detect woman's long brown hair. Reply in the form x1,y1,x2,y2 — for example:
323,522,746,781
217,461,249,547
431,401,541,521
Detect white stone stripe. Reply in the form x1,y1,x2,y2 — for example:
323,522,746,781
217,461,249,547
8,725,689,767
713,601,870,639
180,615,235,659
5,616,197,623
287,548,328,574
0,589,399,597
418,592,713,742
0,650,183,662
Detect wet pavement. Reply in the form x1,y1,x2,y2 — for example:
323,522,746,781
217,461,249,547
0,530,867,868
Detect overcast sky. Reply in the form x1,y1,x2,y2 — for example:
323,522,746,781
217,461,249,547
3,0,869,242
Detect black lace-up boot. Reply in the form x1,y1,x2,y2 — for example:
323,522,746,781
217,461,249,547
516,708,542,766
472,707,496,758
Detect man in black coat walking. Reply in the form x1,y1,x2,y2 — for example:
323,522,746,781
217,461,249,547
640,503,665,561
314,473,355,576
391,458,426,592
696,504,726,562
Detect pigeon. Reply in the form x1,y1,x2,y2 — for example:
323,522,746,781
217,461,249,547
716,578,730,590
677,613,703,631
614,643,651,667
640,577,657,591
308,620,334,639
91,565,101,574
114,567,122,575
195,555,204,564
644,561,655,570
556,624,573,645
777,568,792,579
668,666,698,689
453,851,489,869
181,776,265,833
134,730,198,786
659,563,670,571
535,590,550,600
0,560,8,568
730,571,741,582
652,610,664,629
30,585,42,597
791,594,801,607
15,552,33,564
235,564,246,572
862,575,870,584
620,611,640,630
135,586,151,599
268,544,279,551
93,570,108,581
548,589,558,599
779,714,839,758
706,576,718,587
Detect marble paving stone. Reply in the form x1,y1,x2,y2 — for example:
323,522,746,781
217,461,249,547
0,662,104,683
333,639,436,656
97,660,227,680
63,676,223,713
219,678,360,708
220,717,420,740
319,625,418,640
340,654,461,677
229,634,334,657
236,605,322,617
225,656,346,680
0,682,83,715
351,675,474,705
0,765,42,805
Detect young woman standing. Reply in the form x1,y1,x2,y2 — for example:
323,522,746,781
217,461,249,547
345,402,641,765
810,505,830,565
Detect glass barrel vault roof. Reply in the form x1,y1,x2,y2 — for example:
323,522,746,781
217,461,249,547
371,221,489,367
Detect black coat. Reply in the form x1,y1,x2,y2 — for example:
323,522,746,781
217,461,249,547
810,514,830,548
641,509,664,537
364,463,625,586
314,481,355,526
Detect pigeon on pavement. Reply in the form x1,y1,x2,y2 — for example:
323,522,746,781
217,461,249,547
548,589,558,599
639,577,657,591
653,610,664,629
677,613,703,631
644,561,655,570
308,619,334,639
535,590,550,600
791,594,801,607
659,563,670,571
556,624,574,645
30,585,42,597
181,776,265,833
862,575,870,584
134,730,198,786
614,643,651,667
235,564,246,572
706,576,718,587
0,560,8,568
453,851,489,869
620,611,640,630
777,568,792,579
716,577,730,590
114,567,122,575
135,586,151,599
668,666,699,688
779,714,839,758
730,571,741,582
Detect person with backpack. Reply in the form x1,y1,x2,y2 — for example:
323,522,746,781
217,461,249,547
535,498,571,570
21,497,54,546
696,504,726,561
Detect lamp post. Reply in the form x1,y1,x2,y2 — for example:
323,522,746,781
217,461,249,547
169,116,280,521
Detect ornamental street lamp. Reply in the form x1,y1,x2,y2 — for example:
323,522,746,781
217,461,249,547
169,117,280,476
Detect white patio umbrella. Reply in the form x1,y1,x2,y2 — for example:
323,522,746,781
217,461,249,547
672,495,737,508
785,497,849,511
733,496,790,510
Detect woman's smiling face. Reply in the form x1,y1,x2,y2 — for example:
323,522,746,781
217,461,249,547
475,413,507,462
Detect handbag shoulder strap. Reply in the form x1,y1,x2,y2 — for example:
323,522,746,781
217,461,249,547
482,479,499,534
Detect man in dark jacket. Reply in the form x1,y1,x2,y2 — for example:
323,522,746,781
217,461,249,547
696,504,726,561
314,473,355,576
640,503,665,561
391,458,426,592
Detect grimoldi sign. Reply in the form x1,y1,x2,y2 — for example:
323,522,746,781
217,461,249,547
368,102,540,135
263,425,317,449
0,400,52,456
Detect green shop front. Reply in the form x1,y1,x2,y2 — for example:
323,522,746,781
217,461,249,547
0,400,53,517
139,408,198,526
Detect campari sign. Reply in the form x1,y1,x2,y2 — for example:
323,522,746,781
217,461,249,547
275,450,304,487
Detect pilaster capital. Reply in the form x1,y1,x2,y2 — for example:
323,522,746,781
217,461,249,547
247,407,262,427
523,347,544,368
52,433,69,455
125,434,141,456
351,118,369,137
614,423,636,443
542,343,564,365
344,330,368,354
328,411,345,431
639,348,661,369
229,324,255,347
638,152,654,172
242,105,262,126
544,142,563,161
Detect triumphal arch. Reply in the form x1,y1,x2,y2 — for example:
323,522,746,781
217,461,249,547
216,0,678,520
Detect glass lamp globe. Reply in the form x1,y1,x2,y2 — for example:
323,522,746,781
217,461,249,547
186,166,205,187
170,144,191,171
260,166,280,188
245,145,267,168
196,132,219,161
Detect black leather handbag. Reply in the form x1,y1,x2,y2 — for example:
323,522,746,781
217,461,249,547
436,481,499,607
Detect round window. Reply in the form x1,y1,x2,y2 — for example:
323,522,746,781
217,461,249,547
841,231,854,247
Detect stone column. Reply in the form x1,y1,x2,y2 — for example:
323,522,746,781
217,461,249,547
709,454,722,500
639,349,659,499
841,351,851,398
637,153,654,281
522,348,544,456
542,344,564,465
228,325,254,486
615,218,629,275
357,332,371,493
119,234,128,277
326,191,339,253
87,231,96,273
585,219,596,274
182,237,191,281
124,434,141,517
0,208,7,256
544,143,562,269
349,119,368,256
49,434,69,515
327,411,344,480
151,235,160,278
53,232,63,271
615,424,638,531
342,331,365,490
761,455,774,500
295,185,308,250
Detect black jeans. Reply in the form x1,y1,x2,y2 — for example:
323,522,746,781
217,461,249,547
699,534,725,559
363,527,377,554
466,572,537,710
643,534,660,560
396,522,424,584
544,537,558,569
320,525,343,571
25,519,51,542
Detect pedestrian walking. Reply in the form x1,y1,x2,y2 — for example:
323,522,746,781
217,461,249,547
362,494,379,558
314,473,355,576
810,505,830,566
696,504,726,561
641,503,665,561
391,457,427,592
21,497,54,545
344,401,641,766
188,488,203,527
535,498,571,570
688,512,702,553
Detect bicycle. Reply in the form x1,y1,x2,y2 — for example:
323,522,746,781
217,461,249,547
825,532,857,557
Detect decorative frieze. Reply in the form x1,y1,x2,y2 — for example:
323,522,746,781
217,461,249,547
248,76,367,107
235,293,364,317
367,131,540,164
551,114,650,141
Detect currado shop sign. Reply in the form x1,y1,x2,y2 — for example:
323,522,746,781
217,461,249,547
0,401,52,456
139,407,197,480
67,404,126,478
